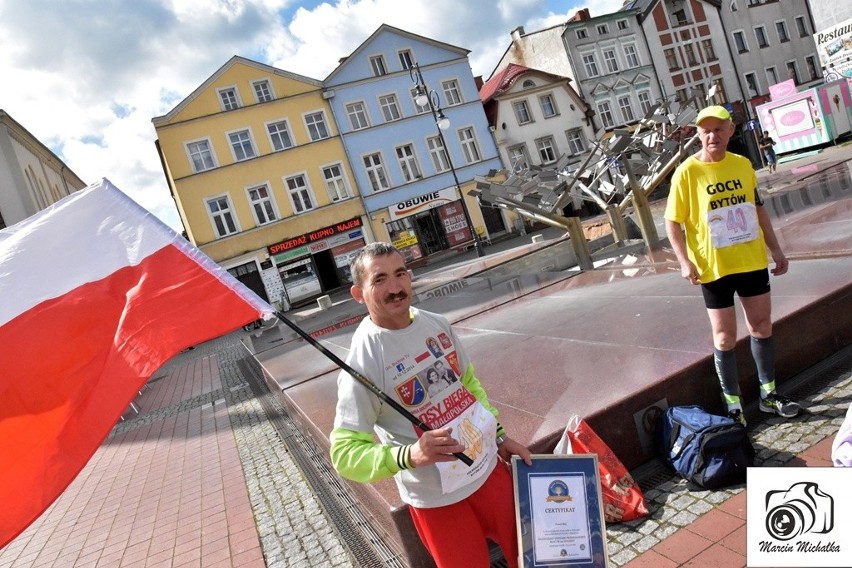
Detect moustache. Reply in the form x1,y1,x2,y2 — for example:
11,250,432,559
384,292,408,302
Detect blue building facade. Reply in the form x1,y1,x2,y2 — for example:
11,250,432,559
324,24,504,263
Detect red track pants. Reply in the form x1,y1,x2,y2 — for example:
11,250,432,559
409,463,519,568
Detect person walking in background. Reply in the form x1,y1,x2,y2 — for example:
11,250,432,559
330,242,531,567
665,106,800,427
759,130,777,174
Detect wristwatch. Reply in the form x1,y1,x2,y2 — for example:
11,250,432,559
495,434,507,446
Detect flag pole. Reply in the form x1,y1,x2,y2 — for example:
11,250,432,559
273,311,474,467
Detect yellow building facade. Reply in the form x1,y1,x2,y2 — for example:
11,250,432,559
153,57,367,309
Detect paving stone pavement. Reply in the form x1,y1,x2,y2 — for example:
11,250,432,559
166,337,357,568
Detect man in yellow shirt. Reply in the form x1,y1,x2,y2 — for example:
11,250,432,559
665,106,799,426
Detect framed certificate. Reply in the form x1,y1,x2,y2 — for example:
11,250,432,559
512,454,608,568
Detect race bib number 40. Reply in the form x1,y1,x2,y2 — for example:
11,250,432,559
707,202,759,249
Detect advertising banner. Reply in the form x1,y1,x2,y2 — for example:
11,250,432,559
814,18,852,80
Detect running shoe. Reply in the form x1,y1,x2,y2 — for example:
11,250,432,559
727,409,747,427
759,393,800,418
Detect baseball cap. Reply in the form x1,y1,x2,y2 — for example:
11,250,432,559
695,105,732,126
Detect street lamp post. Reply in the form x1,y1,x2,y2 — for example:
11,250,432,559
410,62,485,258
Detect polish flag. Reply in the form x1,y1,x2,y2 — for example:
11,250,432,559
0,179,273,547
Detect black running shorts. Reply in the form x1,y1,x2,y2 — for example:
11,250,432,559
701,268,770,309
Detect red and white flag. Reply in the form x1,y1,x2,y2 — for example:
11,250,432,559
0,179,273,547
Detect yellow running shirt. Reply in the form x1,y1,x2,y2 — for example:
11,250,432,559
665,152,768,283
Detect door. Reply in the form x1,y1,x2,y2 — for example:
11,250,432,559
414,211,447,255
314,249,342,291
227,261,269,303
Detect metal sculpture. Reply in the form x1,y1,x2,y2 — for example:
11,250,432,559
471,94,706,269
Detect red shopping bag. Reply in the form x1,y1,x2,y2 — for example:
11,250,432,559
554,415,649,523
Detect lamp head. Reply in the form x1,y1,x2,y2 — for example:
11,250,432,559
437,111,450,131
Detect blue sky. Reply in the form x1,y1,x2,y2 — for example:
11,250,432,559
0,0,622,231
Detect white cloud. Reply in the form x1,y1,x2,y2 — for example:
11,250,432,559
0,0,625,232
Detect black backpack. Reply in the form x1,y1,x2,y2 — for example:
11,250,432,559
659,405,755,489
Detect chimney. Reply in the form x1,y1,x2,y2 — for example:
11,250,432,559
511,26,525,41
569,8,591,22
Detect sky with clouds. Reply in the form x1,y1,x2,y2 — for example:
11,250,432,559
0,0,623,231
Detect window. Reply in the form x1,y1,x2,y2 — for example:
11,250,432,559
411,88,429,114
745,72,759,96
513,100,533,124
786,61,800,84
754,26,769,48
618,96,635,122
369,55,387,76
597,101,614,128
187,140,215,173
603,49,619,73
702,39,717,61
427,136,450,173
565,130,585,155
522,79,536,89
576,29,587,39
684,43,697,66
617,20,628,30
673,9,688,25
398,49,414,70
207,196,238,237
228,130,256,161
624,44,640,68
508,145,529,169
676,88,689,103
596,24,608,35
346,102,370,130
766,66,778,85
441,80,463,106
637,90,652,115
806,55,820,81
378,94,401,122
733,31,748,53
539,94,557,118
267,120,293,151
536,137,557,164
363,153,390,192
248,185,276,225
795,16,809,37
252,80,273,103
285,174,315,213
582,53,599,77
322,163,350,202
395,144,421,182
305,112,329,141
664,48,679,71
218,87,239,111
458,128,481,164
776,21,790,43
